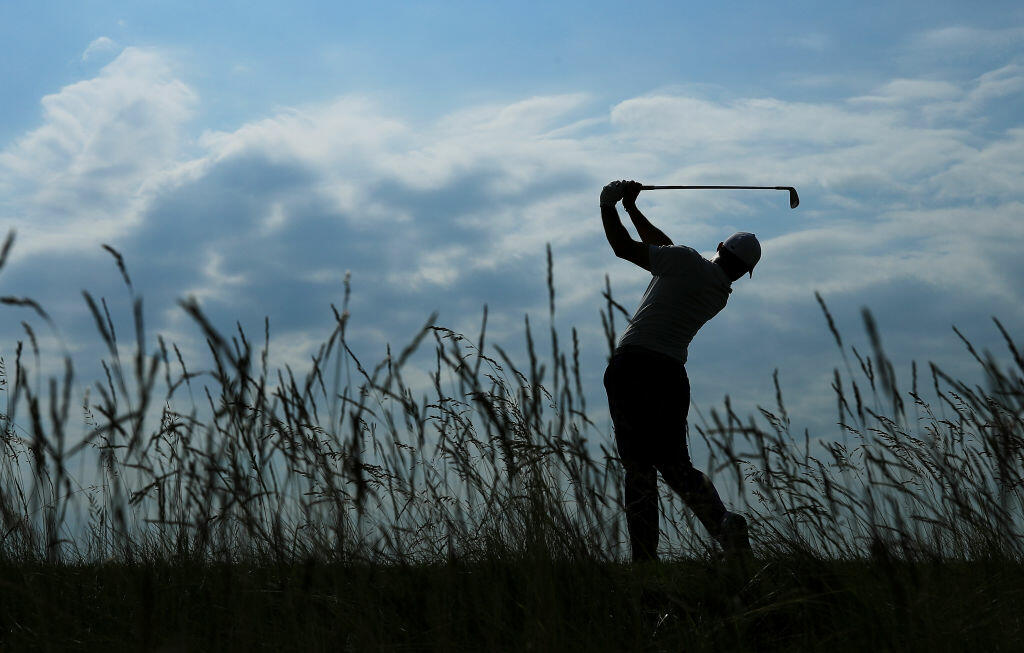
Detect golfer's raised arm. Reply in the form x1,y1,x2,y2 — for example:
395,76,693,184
622,181,673,246
601,181,650,270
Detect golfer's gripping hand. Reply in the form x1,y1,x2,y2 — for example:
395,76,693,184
621,180,642,205
600,181,625,207
601,179,643,207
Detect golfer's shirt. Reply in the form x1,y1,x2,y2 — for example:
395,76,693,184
616,245,732,364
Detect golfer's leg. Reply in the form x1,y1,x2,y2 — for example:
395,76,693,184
657,463,727,538
604,356,660,562
623,461,659,562
655,364,727,538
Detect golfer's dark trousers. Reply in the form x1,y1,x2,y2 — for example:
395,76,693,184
604,344,727,562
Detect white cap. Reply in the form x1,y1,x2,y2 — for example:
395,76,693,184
722,232,761,277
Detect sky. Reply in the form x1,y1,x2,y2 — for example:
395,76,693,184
2,0,1024,465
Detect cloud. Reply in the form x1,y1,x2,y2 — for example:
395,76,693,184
966,64,1024,107
2,50,1024,445
931,128,1024,199
902,26,1024,75
754,201,1024,307
911,26,1024,54
0,47,196,254
81,36,119,62
849,79,962,105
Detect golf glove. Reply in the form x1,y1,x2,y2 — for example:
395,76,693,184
621,180,642,204
600,181,624,207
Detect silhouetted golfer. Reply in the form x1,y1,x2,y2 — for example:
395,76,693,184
600,179,757,562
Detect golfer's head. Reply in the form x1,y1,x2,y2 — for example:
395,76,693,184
715,232,761,281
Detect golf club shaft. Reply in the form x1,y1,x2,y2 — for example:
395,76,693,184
641,185,789,190
640,184,799,208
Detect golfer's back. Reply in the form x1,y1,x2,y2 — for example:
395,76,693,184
617,245,732,364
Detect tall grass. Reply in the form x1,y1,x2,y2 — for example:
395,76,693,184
0,239,624,565
1,232,1022,650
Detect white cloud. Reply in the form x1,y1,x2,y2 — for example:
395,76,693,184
0,47,196,254
755,201,1024,307
5,54,1022,312
849,79,962,105
3,52,1024,445
931,128,1024,199
911,26,1024,53
179,249,248,303
966,64,1024,107
81,36,119,62
198,97,407,168
609,95,902,149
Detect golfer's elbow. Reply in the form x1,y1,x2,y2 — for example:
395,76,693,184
604,227,634,258
611,239,650,270
610,240,633,259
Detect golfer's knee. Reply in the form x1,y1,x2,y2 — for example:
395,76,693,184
622,461,656,495
657,461,704,493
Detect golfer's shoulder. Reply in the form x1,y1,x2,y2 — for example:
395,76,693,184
651,244,703,263
649,244,705,276
652,243,700,256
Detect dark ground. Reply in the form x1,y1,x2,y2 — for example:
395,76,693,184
3,554,1022,652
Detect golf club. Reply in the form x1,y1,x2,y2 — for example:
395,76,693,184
641,185,800,209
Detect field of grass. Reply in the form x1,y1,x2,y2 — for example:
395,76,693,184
1,235,1022,651
4,555,1022,651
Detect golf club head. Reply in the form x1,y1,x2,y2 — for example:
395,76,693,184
776,187,799,209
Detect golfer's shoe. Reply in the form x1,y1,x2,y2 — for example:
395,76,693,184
716,512,752,555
